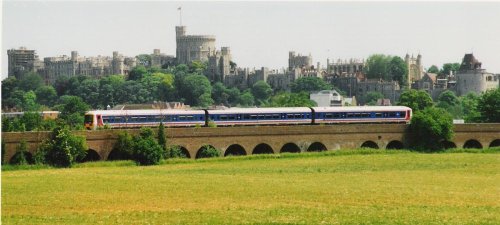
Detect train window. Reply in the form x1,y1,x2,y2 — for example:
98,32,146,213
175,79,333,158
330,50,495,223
186,115,194,121
220,115,227,120
361,113,370,118
388,112,397,117
333,113,340,119
295,114,302,119
346,113,354,118
273,114,280,119
228,115,236,120
375,113,383,118
400,112,406,117
103,117,110,123
179,116,186,121
250,115,257,120
325,113,333,119
287,114,294,119
155,116,163,122
140,117,147,122
243,114,250,120
265,114,272,120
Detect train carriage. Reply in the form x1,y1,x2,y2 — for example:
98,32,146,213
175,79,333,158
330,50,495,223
84,109,206,130
312,106,412,124
206,107,313,126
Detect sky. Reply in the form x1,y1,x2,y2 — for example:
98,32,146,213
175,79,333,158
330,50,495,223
2,1,500,79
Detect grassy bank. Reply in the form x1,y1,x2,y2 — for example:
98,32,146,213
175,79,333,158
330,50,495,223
2,150,499,224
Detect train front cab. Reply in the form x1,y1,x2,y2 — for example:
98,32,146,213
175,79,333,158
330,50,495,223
84,113,102,130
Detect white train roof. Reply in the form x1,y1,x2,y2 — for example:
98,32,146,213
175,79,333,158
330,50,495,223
312,106,411,113
86,109,205,116
207,107,311,114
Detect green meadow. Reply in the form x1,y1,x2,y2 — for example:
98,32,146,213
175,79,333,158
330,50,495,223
2,150,499,224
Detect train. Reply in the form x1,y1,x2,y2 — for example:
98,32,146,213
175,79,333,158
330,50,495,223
84,106,412,130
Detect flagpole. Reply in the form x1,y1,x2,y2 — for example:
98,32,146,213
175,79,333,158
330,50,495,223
178,7,182,26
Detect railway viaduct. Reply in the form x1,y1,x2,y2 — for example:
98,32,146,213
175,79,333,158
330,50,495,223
2,124,500,163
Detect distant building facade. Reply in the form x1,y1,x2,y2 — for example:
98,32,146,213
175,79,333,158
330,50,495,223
454,54,498,96
151,49,175,68
310,90,344,107
175,26,216,65
40,51,136,84
405,53,423,88
7,47,44,79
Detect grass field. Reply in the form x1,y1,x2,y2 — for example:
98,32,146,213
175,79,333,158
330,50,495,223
2,150,499,224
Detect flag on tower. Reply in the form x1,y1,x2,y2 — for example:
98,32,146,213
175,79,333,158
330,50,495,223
178,7,181,10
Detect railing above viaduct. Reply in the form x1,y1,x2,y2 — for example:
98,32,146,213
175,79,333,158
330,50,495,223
2,123,500,163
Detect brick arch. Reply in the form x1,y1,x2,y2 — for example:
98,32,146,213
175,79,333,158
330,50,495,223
224,144,246,157
280,143,300,153
441,140,457,149
252,143,274,155
9,151,34,165
463,139,483,149
307,142,327,152
81,149,101,162
361,141,379,149
196,145,219,159
171,145,190,158
386,140,404,150
489,139,500,148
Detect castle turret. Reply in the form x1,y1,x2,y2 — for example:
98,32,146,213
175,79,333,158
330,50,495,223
176,26,186,37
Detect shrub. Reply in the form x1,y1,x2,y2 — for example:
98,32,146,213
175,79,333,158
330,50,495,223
10,140,30,165
110,132,134,160
131,127,163,165
197,145,221,159
35,126,88,167
407,107,454,152
168,145,187,158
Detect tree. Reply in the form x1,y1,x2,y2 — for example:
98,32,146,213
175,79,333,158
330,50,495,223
251,81,272,105
75,78,100,109
238,90,255,107
407,107,454,151
189,60,207,74
388,56,408,87
364,91,384,106
158,122,167,158
35,85,57,107
18,72,44,91
265,92,316,107
157,73,175,101
212,82,230,105
441,63,460,76
136,54,152,67
461,92,481,123
290,77,331,93
21,112,43,131
55,95,90,129
436,90,463,119
128,65,149,81
1,77,18,100
22,91,40,111
427,65,440,74
364,54,391,80
132,127,163,165
35,126,87,167
398,90,433,112
477,88,500,123
180,74,213,106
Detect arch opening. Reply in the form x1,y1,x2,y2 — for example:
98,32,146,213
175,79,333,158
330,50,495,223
225,144,247,157
489,139,500,148
280,143,301,153
441,140,457,149
386,140,404,150
196,145,220,159
81,149,101,162
307,142,327,152
9,152,34,165
169,145,190,158
361,141,379,149
252,143,274,155
463,139,482,149
107,149,130,161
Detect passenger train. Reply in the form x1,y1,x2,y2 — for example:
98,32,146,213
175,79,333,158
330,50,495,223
84,106,412,130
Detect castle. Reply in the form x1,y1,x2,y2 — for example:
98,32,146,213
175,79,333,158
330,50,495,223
7,48,136,84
